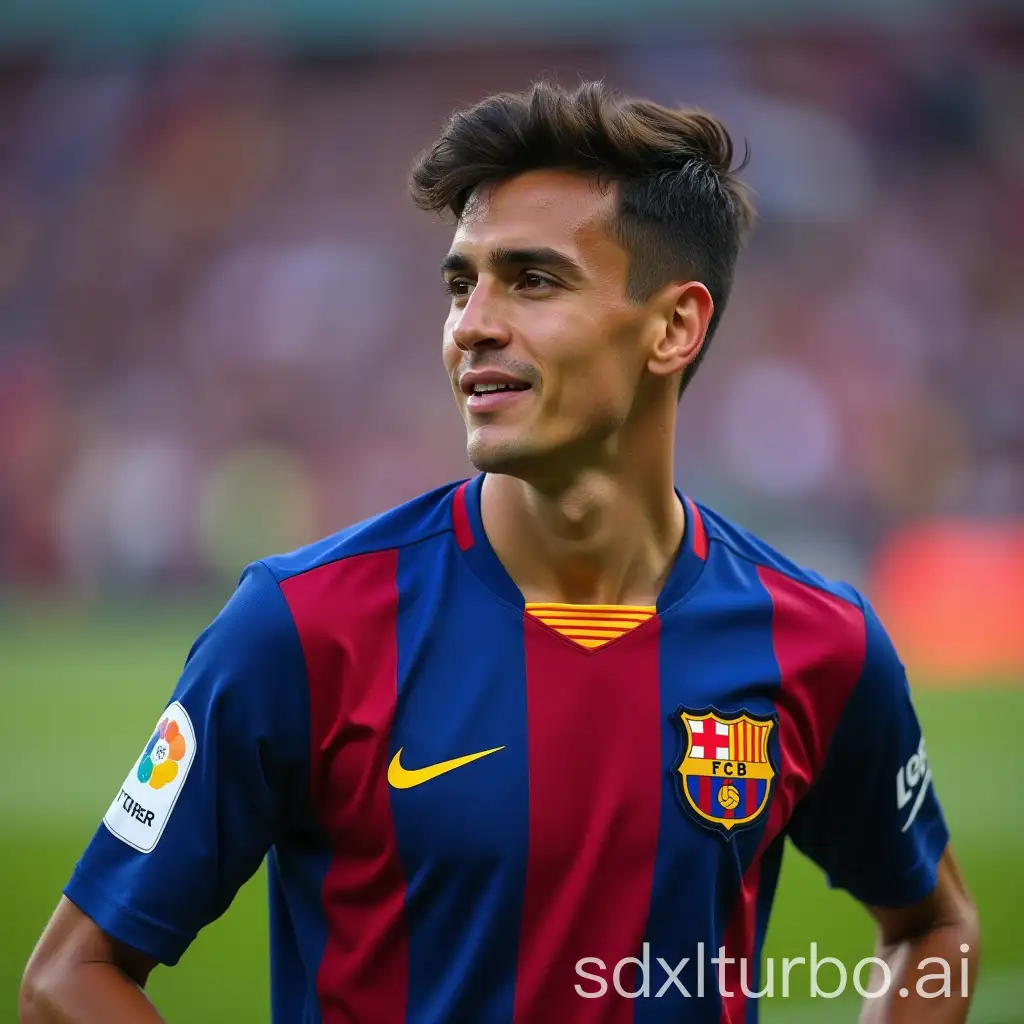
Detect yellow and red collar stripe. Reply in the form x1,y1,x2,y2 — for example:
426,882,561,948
526,603,656,649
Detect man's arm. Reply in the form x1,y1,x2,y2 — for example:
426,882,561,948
19,560,311,1024
784,591,976,1020
861,847,980,1024
20,898,163,1023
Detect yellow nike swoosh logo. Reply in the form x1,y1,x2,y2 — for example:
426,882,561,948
387,745,504,789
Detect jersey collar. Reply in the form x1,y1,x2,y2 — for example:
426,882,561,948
452,473,707,613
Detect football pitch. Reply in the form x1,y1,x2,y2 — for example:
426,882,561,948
2,599,1021,1023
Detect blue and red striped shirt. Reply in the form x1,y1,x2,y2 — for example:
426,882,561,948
67,474,948,1023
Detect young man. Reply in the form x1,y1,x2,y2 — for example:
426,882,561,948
22,81,977,1023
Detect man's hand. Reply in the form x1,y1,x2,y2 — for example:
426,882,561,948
861,846,979,1023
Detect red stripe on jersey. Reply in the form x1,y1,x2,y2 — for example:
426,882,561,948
451,481,474,551
686,497,709,560
514,619,662,1023
281,551,408,1024
758,567,867,806
718,567,867,1024
699,775,712,814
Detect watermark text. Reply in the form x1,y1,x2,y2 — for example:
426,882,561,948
575,942,972,1001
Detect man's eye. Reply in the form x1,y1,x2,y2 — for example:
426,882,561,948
521,272,552,289
444,279,472,297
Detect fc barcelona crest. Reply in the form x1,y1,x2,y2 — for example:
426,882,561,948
671,707,777,840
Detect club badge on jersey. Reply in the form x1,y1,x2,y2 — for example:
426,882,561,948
672,707,777,839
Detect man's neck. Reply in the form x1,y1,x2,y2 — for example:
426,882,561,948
480,466,685,607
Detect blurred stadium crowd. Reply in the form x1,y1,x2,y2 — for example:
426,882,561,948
1,20,1022,593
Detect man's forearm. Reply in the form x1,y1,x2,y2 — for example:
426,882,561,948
20,960,166,1024
861,920,979,1023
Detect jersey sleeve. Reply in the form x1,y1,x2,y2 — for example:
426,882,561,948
63,560,310,965
785,595,950,908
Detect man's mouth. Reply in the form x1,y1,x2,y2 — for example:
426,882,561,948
462,375,533,413
459,369,534,398
469,382,531,395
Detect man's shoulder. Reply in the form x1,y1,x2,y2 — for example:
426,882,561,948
695,499,865,616
696,499,886,692
259,478,467,585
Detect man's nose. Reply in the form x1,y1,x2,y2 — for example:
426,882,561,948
450,281,512,352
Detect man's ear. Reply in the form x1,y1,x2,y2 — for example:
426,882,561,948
647,280,714,382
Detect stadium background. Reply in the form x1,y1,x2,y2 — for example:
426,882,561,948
1,1,1022,1020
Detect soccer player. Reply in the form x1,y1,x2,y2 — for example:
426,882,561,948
22,81,978,1024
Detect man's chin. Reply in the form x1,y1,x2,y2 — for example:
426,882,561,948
466,442,523,476
466,431,542,477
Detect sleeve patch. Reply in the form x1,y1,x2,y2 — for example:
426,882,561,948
896,735,933,833
103,701,197,854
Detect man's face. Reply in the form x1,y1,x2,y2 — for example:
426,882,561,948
441,170,663,477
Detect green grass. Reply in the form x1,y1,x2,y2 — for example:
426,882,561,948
2,600,1021,1022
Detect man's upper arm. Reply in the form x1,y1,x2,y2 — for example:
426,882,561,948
61,561,311,967
786,595,950,909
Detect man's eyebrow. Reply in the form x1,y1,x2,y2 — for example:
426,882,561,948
441,247,585,278
441,251,473,274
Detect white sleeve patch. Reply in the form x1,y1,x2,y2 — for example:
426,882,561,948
103,701,196,854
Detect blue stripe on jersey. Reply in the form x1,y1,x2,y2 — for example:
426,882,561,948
747,834,787,1018
267,852,307,1023
268,843,332,1024
390,534,530,1024
639,552,780,1023
457,474,527,607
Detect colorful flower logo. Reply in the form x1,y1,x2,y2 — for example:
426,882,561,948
137,717,187,790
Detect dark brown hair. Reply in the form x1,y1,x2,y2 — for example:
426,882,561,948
410,79,756,394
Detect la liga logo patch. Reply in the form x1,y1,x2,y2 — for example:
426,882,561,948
137,717,187,789
104,701,196,854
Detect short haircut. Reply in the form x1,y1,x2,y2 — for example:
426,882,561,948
410,79,756,394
